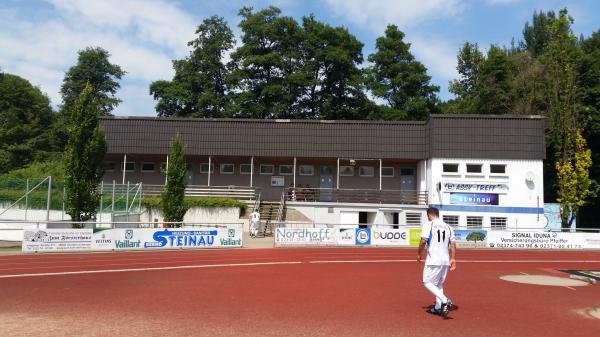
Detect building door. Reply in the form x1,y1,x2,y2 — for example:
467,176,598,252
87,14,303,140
320,166,333,201
187,165,194,185
400,168,416,190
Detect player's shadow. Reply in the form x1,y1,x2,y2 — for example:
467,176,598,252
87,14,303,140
423,304,459,319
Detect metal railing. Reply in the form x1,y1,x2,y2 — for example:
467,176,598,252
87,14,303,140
284,188,428,205
141,184,258,200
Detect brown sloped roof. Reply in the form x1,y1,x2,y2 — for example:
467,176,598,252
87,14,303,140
99,114,545,160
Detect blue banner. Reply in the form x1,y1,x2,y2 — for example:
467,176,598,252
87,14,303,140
450,193,498,206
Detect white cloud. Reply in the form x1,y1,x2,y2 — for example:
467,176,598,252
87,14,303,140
0,0,199,113
323,0,465,32
409,35,459,82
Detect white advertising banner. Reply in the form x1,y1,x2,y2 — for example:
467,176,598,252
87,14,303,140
337,228,356,245
22,229,93,252
372,227,409,246
275,227,337,245
487,231,600,250
92,227,243,250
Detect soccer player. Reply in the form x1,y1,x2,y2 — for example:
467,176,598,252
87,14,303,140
417,207,456,319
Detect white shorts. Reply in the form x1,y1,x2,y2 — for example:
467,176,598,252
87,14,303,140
423,265,449,285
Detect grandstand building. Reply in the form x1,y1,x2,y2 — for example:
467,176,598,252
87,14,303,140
99,114,546,230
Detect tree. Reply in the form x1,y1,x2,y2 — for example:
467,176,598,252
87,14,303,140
161,134,187,226
54,47,124,151
521,10,557,56
60,47,125,116
64,83,106,226
227,6,304,118
446,42,484,114
475,45,515,114
466,231,486,243
576,30,600,225
299,15,369,119
366,25,439,121
150,16,235,117
555,131,592,228
0,72,56,173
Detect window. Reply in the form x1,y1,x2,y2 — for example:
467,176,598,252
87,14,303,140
381,167,394,177
260,164,274,175
105,162,116,172
141,163,155,172
220,164,234,174
405,212,422,226
400,168,414,176
491,217,507,230
240,164,252,175
490,164,506,174
443,215,459,226
123,162,136,172
442,163,459,173
466,216,483,229
299,165,314,176
466,164,482,174
359,166,374,177
339,166,354,176
279,165,293,175
200,163,214,173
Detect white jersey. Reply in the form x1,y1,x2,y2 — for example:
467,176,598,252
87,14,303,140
420,219,455,266
250,212,260,222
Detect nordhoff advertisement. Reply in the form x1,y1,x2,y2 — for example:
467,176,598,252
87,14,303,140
275,227,337,245
22,229,93,252
92,227,243,250
487,231,600,250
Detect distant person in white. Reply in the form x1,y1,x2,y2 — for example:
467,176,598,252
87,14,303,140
417,207,456,318
249,210,260,238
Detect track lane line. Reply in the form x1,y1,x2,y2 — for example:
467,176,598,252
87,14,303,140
0,261,303,279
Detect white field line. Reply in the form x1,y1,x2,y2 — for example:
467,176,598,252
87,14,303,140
1,259,600,279
0,261,302,279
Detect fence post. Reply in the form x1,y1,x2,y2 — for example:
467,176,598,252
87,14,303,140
46,176,52,221
62,186,65,220
99,181,104,223
25,179,29,220
126,181,130,221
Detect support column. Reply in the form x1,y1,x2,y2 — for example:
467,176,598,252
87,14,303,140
208,156,212,186
165,155,169,184
379,159,382,190
336,158,340,189
250,156,254,187
122,154,127,184
293,157,297,187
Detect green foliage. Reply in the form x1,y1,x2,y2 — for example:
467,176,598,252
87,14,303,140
0,72,57,173
475,45,514,114
521,10,557,56
161,134,187,224
555,132,592,227
142,196,246,211
227,6,305,119
60,47,125,116
64,83,107,225
447,42,484,114
150,16,235,117
298,15,369,119
2,157,65,182
466,232,486,242
366,24,439,121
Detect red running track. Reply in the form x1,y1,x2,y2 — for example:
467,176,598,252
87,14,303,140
0,248,599,337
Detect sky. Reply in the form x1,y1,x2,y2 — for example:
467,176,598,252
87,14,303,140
1,0,599,117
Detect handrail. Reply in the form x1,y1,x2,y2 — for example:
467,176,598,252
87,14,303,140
276,189,286,222
285,187,428,205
